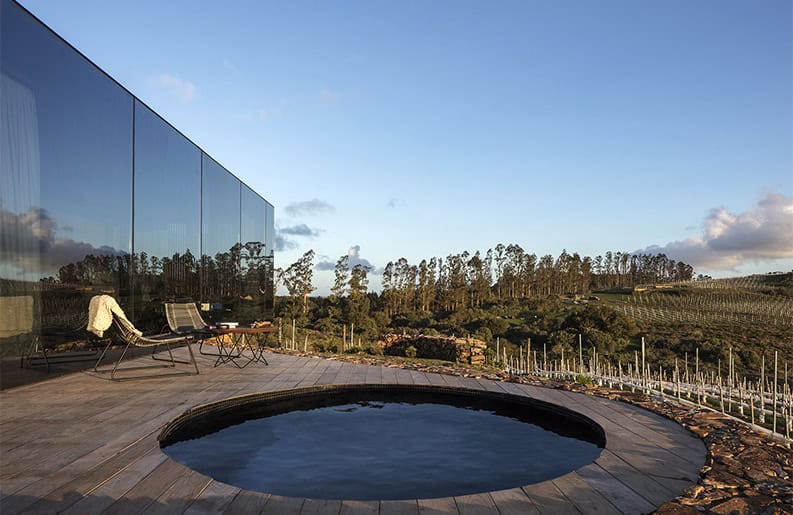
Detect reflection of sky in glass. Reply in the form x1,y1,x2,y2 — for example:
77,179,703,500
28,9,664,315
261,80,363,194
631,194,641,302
241,185,265,248
1,0,131,279
265,202,274,258
201,155,240,257
134,101,201,260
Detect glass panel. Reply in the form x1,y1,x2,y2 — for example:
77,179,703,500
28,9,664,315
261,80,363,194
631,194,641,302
263,202,275,317
240,186,266,322
201,154,240,322
132,101,201,331
1,0,132,373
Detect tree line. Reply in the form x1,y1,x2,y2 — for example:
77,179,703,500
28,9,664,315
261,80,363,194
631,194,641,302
276,244,694,332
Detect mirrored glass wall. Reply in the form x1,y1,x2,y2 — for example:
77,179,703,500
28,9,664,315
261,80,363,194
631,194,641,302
0,0,274,380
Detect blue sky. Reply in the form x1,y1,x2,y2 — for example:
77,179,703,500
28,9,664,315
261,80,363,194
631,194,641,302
19,0,792,293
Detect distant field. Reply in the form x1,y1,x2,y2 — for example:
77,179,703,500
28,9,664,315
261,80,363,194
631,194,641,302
597,273,792,371
602,273,793,327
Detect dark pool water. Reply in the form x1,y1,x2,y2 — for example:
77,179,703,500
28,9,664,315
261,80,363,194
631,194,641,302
162,390,603,500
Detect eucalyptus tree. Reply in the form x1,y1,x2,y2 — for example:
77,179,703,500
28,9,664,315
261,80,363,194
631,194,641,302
381,261,397,317
347,263,371,329
280,249,315,317
328,254,349,324
466,251,490,307
537,254,554,296
416,258,437,312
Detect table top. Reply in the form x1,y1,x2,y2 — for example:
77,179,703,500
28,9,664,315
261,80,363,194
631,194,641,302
208,325,275,335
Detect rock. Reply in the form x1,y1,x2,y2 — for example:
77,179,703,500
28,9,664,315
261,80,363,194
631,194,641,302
711,497,767,514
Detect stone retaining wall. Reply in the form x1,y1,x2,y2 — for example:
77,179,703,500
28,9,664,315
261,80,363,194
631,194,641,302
379,334,487,365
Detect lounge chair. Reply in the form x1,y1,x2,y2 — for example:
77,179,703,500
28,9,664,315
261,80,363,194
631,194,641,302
164,301,226,357
90,296,199,381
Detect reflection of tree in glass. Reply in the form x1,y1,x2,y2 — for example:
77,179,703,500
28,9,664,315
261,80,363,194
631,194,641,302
14,242,275,334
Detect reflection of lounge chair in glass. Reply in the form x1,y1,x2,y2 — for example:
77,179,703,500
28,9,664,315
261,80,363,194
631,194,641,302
23,296,101,372
90,295,198,381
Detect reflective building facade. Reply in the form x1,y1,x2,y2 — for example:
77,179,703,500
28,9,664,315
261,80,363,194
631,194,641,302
0,0,275,364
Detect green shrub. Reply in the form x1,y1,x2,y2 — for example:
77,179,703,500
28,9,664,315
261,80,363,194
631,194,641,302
484,347,496,361
405,345,417,358
575,374,593,385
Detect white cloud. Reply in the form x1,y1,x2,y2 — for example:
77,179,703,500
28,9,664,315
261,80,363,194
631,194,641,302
639,192,793,272
283,199,335,217
147,74,197,102
314,245,383,275
347,245,382,274
278,224,322,238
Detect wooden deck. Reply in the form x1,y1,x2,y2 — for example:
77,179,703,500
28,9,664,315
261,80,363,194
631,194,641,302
0,348,706,514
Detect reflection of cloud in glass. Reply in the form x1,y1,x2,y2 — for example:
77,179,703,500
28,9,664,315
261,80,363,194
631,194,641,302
1,74,42,282
0,208,124,277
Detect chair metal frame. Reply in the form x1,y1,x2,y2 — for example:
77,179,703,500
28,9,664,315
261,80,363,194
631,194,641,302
93,313,199,381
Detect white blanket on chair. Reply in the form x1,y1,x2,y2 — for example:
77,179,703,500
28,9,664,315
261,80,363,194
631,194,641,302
87,295,142,338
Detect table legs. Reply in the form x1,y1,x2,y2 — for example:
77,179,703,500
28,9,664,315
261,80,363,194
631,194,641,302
217,332,269,368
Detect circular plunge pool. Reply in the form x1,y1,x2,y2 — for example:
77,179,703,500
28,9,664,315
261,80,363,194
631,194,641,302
159,385,605,500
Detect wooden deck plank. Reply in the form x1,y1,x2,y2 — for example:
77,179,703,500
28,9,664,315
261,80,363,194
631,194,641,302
409,370,432,385
12,432,160,514
99,458,188,515
456,376,484,391
364,366,383,384
221,490,271,514
594,449,679,506
300,498,343,515
521,481,581,515
394,368,415,384
182,480,240,515
575,464,656,514
418,497,459,514
426,373,447,386
60,448,168,515
489,487,541,515
340,499,380,514
260,493,306,514
454,492,499,514
145,469,212,515
440,374,465,388
474,379,505,394
381,365,399,384
380,498,421,514
551,472,621,514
